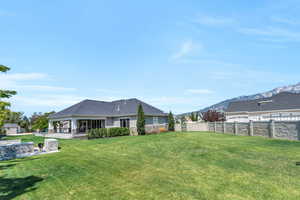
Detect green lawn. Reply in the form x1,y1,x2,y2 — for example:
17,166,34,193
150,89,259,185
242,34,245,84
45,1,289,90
1,132,300,200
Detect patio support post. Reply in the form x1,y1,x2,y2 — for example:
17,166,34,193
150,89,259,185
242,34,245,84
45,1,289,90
71,119,77,134
48,120,54,133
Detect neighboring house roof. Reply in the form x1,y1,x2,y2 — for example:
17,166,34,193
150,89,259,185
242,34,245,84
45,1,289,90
49,98,167,119
3,123,19,128
226,92,300,113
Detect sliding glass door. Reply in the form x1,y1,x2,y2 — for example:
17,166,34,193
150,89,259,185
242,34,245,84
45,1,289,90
78,120,105,132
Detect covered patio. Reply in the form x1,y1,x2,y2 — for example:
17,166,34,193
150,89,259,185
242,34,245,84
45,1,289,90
48,118,106,134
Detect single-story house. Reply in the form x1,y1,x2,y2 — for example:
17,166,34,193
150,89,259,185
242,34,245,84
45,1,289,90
3,123,21,135
48,98,168,135
226,92,300,122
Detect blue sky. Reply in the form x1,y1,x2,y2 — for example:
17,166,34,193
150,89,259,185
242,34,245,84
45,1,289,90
1,0,300,115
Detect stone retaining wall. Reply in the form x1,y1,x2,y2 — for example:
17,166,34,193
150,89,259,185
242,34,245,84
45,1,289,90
0,142,34,160
0,139,21,146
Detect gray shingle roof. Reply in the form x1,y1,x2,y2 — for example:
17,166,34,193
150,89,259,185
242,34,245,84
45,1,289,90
3,123,19,128
49,98,167,119
226,92,300,113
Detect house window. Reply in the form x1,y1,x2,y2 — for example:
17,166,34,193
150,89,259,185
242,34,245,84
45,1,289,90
120,119,130,128
153,117,158,124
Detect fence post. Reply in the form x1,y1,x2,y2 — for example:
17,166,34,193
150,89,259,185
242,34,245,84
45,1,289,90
223,122,226,133
249,120,254,136
234,122,238,135
214,122,217,132
270,120,275,138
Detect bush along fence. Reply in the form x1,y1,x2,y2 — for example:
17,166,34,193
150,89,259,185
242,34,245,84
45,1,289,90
88,127,130,139
175,121,300,141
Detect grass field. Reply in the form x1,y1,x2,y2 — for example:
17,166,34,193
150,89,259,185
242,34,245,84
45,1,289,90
1,132,300,200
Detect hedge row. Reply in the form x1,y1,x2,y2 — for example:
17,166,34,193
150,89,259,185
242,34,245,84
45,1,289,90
88,127,130,139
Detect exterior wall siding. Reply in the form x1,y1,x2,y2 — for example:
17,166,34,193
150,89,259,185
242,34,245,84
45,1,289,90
226,110,300,123
4,127,19,135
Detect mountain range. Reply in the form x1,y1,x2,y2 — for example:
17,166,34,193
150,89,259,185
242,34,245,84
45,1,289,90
181,82,300,116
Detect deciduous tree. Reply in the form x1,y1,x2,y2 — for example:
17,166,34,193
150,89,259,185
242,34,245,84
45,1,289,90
31,111,55,132
0,65,17,130
201,110,225,122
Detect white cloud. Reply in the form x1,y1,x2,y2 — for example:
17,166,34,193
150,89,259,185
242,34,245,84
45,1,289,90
96,89,124,94
210,68,298,85
1,73,49,89
171,40,194,60
12,94,87,108
0,11,16,17
18,85,77,92
193,15,235,26
170,40,203,61
238,27,300,42
1,73,47,81
185,89,214,94
271,17,300,26
0,72,75,92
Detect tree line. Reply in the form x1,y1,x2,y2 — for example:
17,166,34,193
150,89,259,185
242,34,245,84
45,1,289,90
0,65,53,133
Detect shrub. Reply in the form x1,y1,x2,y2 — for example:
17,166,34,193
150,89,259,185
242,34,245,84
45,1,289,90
87,129,96,139
109,127,130,137
88,127,130,139
101,128,108,138
95,129,100,138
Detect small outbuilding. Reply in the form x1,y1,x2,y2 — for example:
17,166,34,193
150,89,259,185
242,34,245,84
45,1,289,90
3,123,21,135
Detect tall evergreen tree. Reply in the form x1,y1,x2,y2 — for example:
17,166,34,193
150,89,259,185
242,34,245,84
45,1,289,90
136,104,145,135
195,112,199,121
0,65,17,130
168,111,175,131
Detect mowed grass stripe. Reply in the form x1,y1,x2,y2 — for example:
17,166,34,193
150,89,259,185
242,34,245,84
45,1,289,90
1,132,300,200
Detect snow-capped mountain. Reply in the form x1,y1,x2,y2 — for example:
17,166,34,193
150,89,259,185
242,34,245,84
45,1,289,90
181,82,300,116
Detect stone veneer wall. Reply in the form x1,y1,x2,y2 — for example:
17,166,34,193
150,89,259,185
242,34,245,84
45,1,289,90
237,123,250,136
178,121,300,141
253,122,270,138
226,123,235,134
185,122,209,132
274,122,299,140
175,124,182,132
0,142,34,160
